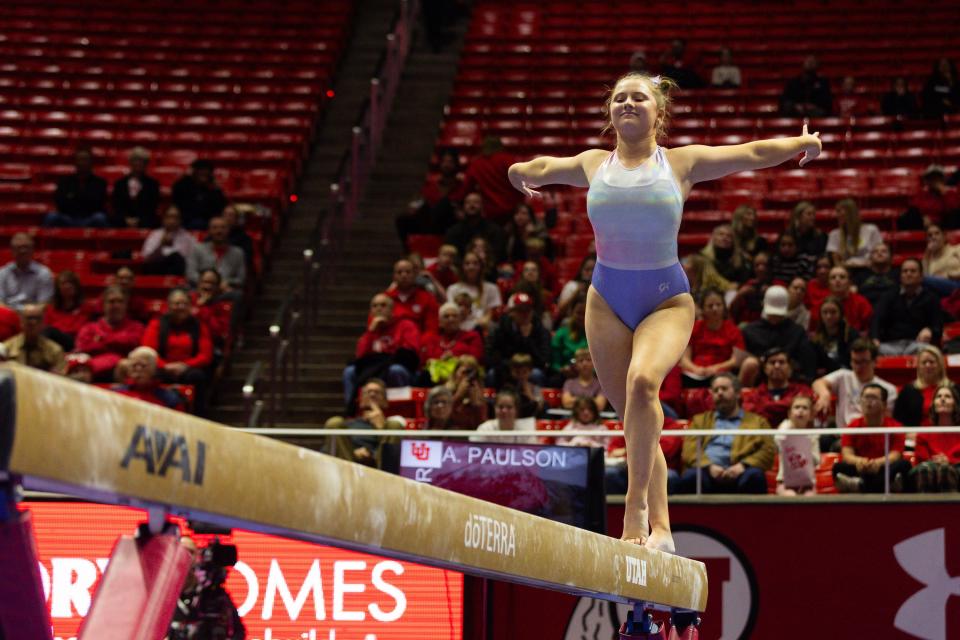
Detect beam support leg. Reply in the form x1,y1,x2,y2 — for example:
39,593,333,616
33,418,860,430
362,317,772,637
78,520,192,640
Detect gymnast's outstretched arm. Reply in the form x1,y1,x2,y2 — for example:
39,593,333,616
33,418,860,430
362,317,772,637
669,124,822,189
508,149,609,196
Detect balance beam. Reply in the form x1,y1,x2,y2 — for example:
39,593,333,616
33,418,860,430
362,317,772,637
0,363,706,612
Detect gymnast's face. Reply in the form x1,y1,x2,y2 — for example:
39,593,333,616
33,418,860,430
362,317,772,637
609,77,659,139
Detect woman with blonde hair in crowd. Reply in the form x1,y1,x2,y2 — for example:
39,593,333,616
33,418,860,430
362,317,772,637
775,395,820,496
700,223,752,285
507,69,821,549
893,344,952,428
683,253,735,303
826,198,882,274
731,204,768,259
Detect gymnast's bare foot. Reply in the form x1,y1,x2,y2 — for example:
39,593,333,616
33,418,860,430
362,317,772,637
644,527,675,554
621,503,649,546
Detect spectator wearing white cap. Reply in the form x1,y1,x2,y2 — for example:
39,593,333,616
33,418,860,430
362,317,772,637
740,285,817,385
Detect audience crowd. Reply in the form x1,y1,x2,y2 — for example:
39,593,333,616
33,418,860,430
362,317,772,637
0,148,254,417
339,47,960,494
4,45,959,498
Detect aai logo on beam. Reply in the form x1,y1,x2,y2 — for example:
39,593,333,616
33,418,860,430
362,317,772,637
119,424,207,485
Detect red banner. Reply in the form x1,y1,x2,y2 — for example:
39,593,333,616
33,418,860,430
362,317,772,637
24,501,463,640
478,501,960,640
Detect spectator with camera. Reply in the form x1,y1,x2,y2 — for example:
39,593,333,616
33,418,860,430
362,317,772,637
326,378,406,467
444,355,488,428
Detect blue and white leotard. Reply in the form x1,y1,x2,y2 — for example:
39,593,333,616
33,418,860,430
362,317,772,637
586,146,691,329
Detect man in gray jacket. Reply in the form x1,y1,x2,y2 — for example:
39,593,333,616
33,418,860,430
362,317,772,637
186,216,246,292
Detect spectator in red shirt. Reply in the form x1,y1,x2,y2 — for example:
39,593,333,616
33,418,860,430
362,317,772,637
75,285,145,382
911,383,960,492
804,255,833,310
810,266,872,333
112,346,186,412
140,288,214,415
396,148,466,249
742,347,814,426
833,383,912,493
42,270,95,352
190,269,232,349
462,136,522,225
680,287,744,386
343,293,421,412
420,301,484,384
427,244,460,291
93,266,153,324
0,302,21,343
910,164,960,229
386,258,439,335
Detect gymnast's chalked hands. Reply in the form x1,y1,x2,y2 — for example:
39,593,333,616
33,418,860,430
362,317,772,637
798,123,822,167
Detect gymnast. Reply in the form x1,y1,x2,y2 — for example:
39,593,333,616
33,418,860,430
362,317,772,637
508,72,822,551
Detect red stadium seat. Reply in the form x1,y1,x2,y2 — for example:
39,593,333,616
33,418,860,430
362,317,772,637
820,169,870,200
766,170,819,204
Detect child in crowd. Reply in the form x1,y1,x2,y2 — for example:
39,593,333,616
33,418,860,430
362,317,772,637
561,348,607,412
427,244,460,290
557,397,608,448
775,395,820,496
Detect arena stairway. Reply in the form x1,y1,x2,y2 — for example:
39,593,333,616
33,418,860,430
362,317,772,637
212,0,399,428
214,1,469,430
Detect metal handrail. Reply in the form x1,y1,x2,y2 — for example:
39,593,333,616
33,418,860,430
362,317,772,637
328,0,418,223
242,360,264,429
243,426,960,438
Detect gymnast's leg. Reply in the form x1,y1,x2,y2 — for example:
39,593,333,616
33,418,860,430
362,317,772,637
586,287,695,550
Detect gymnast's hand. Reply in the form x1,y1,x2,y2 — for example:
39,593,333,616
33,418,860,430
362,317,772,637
508,163,542,198
798,124,822,167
